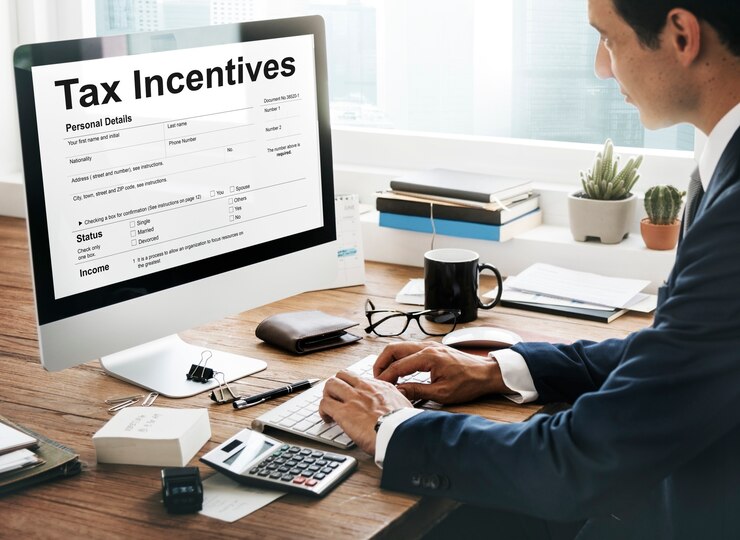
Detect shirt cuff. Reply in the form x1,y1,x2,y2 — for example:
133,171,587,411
374,408,425,469
491,348,539,403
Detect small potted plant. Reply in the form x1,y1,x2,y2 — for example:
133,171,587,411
568,139,643,244
640,184,686,250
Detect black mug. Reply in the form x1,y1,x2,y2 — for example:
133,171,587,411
424,248,503,323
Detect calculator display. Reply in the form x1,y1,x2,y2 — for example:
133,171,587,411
223,435,275,468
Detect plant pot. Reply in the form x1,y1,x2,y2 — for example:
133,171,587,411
567,192,636,244
640,218,680,250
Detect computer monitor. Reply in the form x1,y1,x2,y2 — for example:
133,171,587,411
13,16,338,397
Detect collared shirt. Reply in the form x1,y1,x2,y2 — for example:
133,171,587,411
374,101,740,468
700,101,740,191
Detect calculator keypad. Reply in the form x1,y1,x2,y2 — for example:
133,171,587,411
250,444,348,487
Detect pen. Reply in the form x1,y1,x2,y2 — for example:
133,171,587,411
233,378,321,410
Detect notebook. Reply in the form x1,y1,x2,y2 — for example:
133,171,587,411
0,416,81,496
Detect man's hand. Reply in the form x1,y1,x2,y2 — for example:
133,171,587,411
319,370,413,455
374,341,510,404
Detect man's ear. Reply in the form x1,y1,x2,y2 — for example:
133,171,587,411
665,8,701,67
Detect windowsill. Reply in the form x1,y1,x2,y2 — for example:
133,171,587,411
361,212,674,294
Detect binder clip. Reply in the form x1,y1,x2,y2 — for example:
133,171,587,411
209,372,240,405
186,350,214,383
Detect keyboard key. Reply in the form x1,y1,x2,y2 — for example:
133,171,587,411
324,453,348,463
306,421,335,436
334,434,353,446
319,425,345,441
293,419,319,432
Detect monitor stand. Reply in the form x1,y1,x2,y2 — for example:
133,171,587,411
99,334,266,398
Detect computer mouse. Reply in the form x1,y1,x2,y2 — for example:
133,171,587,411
441,327,522,350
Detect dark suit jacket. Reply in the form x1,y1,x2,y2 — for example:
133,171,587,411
381,127,740,539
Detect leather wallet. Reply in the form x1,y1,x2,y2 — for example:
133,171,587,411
255,310,362,354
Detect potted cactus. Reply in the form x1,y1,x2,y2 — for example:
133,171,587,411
568,139,643,244
640,185,686,250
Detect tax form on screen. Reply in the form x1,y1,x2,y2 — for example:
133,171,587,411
30,35,323,300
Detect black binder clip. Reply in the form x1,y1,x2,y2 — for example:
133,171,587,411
209,372,240,404
186,350,214,383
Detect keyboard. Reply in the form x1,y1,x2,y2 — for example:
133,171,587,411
251,354,430,449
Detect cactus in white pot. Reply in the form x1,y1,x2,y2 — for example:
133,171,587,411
579,139,643,200
569,139,644,244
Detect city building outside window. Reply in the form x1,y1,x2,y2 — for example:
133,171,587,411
95,0,694,152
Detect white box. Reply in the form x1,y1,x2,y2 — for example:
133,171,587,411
93,407,210,466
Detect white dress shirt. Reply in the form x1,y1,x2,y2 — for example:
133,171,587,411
374,101,740,468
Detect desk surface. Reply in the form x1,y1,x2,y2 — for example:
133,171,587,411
0,215,653,539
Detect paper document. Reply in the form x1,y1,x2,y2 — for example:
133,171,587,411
498,285,615,310
329,194,366,288
0,420,37,455
505,263,650,309
200,473,285,523
0,449,42,474
485,279,657,313
621,293,658,313
396,278,425,305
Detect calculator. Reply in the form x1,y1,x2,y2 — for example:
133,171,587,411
200,428,357,497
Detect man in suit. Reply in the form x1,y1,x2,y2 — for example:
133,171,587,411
319,0,740,538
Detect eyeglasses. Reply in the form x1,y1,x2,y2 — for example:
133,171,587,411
364,299,460,337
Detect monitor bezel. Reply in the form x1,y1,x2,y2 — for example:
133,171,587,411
14,16,336,326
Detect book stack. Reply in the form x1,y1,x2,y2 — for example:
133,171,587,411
376,168,542,242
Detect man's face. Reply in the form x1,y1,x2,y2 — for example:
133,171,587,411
588,0,683,129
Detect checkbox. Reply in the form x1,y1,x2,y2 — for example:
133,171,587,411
130,230,136,237
229,206,234,213
130,221,135,228
228,198,233,204
230,186,235,193
210,190,215,197
229,216,234,222
131,239,137,246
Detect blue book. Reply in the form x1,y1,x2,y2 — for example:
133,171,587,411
378,209,542,242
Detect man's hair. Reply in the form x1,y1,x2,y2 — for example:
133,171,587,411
613,0,740,56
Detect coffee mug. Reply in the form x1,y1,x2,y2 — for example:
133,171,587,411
424,248,503,323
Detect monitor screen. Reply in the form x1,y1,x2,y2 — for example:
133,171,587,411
14,17,338,397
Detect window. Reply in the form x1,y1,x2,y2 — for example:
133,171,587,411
95,0,693,152
2,0,697,217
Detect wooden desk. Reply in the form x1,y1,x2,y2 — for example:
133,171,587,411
0,216,653,538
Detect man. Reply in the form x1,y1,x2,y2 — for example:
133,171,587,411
319,0,740,538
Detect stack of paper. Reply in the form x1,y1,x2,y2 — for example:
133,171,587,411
93,407,211,466
0,420,41,475
1,420,37,455
486,263,657,323
0,449,42,474
395,278,425,306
